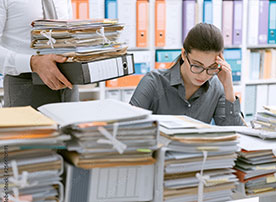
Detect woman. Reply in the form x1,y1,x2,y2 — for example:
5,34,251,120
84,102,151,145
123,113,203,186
130,23,244,126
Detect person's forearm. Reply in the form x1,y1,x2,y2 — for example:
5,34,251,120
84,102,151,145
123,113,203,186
0,45,32,75
223,83,235,103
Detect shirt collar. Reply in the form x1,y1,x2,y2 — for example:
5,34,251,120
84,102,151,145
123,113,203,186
169,61,211,92
170,62,183,86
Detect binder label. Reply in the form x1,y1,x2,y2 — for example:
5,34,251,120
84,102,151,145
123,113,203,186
88,59,119,82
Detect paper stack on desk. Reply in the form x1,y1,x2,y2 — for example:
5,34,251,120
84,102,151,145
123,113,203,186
240,106,276,139
153,115,239,202
0,106,69,202
0,106,70,148
31,19,127,62
0,149,64,202
235,134,276,196
38,99,159,169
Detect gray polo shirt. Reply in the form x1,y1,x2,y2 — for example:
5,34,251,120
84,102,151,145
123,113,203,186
130,62,244,126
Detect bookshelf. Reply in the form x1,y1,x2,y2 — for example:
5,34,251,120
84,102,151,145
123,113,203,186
100,0,276,121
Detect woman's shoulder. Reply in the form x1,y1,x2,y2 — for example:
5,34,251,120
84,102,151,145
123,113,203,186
143,67,172,82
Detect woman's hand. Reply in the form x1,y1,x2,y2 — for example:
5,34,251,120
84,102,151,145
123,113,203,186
216,52,235,103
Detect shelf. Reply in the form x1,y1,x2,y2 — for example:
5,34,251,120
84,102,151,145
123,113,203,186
247,44,276,49
155,47,182,50
127,48,151,51
224,45,242,49
78,87,100,93
106,86,136,90
233,82,242,86
245,79,276,85
0,87,99,96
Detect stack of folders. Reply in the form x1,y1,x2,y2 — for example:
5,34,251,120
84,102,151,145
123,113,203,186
0,149,64,202
0,106,70,148
37,99,159,169
0,106,69,201
246,106,276,139
31,19,127,62
234,134,276,197
237,105,276,139
153,115,239,202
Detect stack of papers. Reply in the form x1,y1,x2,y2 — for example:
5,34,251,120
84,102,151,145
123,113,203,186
154,115,239,202
0,107,70,201
0,149,64,202
244,106,276,139
31,19,127,62
38,99,159,169
0,106,70,148
235,134,276,196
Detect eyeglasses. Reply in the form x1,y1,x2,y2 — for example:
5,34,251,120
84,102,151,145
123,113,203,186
185,52,221,75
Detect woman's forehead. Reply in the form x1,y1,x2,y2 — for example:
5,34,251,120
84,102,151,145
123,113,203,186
189,50,220,65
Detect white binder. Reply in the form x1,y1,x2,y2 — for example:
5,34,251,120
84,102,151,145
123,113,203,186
64,163,155,202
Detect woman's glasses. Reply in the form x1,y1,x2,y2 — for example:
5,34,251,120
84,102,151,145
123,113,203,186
185,52,221,76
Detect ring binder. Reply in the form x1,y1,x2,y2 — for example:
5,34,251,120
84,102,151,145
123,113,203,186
32,54,135,85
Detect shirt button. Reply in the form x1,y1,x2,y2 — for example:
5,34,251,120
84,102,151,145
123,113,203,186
188,104,191,107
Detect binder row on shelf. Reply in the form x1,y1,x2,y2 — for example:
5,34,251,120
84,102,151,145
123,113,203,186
73,0,149,48
249,49,276,81
155,0,243,48
72,0,245,49
248,0,276,46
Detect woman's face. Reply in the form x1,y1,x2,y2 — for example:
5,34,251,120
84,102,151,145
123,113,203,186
181,49,220,87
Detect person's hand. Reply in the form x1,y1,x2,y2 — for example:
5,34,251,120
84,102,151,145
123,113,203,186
216,52,235,102
30,54,72,90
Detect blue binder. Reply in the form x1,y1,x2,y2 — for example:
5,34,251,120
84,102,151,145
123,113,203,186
156,50,182,62
268,0,276,44
105,0,117,19
203,0,213,24
224,49,242,82
134,63,151,75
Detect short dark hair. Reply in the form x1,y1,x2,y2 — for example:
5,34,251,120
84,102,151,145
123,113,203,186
183,23,224,53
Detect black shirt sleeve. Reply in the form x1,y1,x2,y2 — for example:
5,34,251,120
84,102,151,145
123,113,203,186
129,72,156,110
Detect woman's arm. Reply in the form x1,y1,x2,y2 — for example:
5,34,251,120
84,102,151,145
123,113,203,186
215,52,236,103
213,94,245,126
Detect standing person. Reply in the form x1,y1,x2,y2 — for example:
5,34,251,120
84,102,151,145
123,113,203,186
130,23,244,126
0,0,79,109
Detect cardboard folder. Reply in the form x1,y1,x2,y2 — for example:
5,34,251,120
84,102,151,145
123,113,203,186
155,0,166,47
71,0,89,20
32,54,135,85
136,0,149,47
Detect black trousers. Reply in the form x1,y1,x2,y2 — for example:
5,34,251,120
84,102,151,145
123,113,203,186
4,73,79,109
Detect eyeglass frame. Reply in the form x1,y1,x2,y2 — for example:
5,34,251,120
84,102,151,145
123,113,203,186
184,51,222,76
